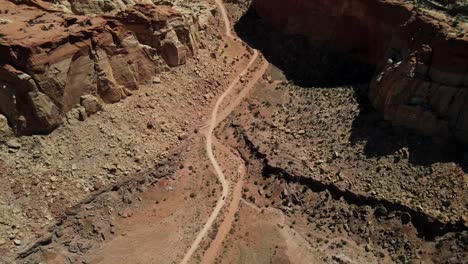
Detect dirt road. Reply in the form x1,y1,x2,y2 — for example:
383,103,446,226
216,0,233,38
200,61,270,263
179,1,263,263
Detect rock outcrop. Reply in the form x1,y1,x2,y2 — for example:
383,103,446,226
43,0,154,15
0,114,13,142
0,0,201,134
252,0,468,144
114,4,200,67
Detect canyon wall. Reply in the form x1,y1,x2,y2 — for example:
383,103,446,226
252,0,468,144
0,0,204,135
42,0,154,14
113,4,200,67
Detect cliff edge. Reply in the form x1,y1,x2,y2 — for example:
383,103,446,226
252,0,468,144
0,0,204,136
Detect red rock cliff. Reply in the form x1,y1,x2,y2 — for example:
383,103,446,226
252,0,468,143
0,0,201,135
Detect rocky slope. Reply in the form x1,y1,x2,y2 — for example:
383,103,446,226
0,0,229,259
251,0,468,144
212,62,467,262
0,0,204,136
42,0,154,14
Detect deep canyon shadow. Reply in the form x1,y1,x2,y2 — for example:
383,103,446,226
235,7,465,168
234,8,374,87
350,86,460,167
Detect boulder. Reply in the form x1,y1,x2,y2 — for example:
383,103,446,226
80,95,103,115
29,91,62,132
0,114,13,142
5,139,21,149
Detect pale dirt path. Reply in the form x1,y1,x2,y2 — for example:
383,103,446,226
200,61,270,264
179,1,261,263
200,162,244,264
217,61,270,125
180,51,258,264
240,199,324,264
216,0,233,38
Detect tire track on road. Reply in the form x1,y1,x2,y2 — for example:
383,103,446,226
179,1,265,263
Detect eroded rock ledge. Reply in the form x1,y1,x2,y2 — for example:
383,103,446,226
0,0,208,136
252,0,468,144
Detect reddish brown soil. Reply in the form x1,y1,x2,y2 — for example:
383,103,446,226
4,1,468,264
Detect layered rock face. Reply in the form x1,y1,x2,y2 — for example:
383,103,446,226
0,0,201,135
43,0,154,14
114,4,200,67
252,0,468,143
48,0,204,65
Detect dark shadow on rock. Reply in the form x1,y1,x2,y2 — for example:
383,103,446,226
234,7,374,87
234,6,467,170
349,85,464,168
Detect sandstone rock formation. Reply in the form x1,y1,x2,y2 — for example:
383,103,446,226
252,0,468,144
43,0,153,15
114,3,200,67
0,0,201,134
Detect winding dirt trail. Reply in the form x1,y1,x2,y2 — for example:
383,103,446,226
200,60,269,263
180,1,266,263
216,0,233,38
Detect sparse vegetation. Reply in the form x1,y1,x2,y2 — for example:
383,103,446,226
412,0,468,21
3,0,467,263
